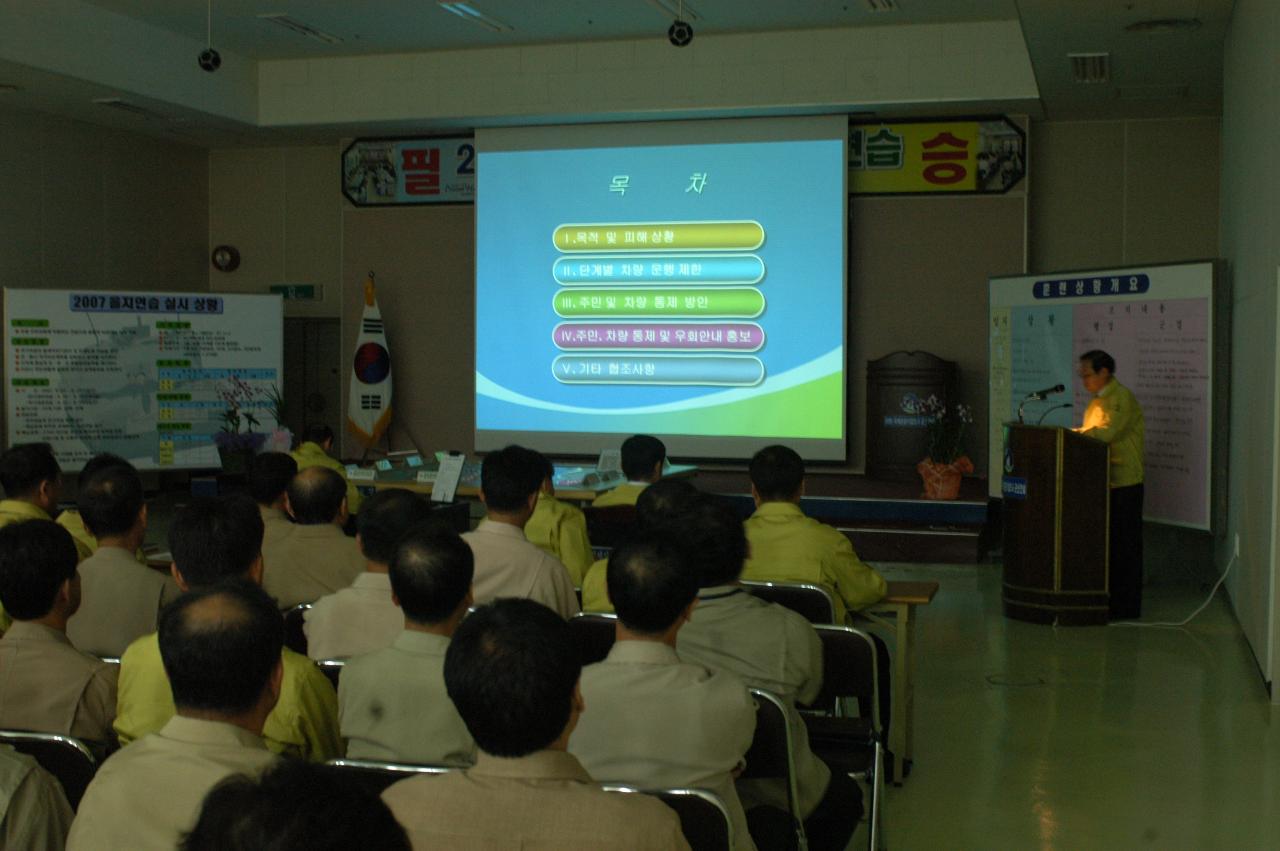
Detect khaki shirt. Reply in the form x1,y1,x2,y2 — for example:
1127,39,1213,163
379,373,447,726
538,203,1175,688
262,523,365,610
259,503,296,550
66,716,276,851
67,546,181,658
571,641,757,851
743,501,887,621
339,630,475,766
0,622,118,746
114,632,341,761
591,482,648,508
382,750,691,851
1080,377,1146,488
0,744,72,851
525,493,594,585
676,586,829,816
462,520,581,619
304,572,402,660
291,441,364,514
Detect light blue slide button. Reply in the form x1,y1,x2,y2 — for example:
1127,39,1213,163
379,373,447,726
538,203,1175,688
552,355,764,386
553,255,764,285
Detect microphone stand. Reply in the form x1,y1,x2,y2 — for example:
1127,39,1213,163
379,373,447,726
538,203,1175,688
1035,403,1072,426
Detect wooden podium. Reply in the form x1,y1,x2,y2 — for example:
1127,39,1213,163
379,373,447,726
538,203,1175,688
1001,424,1110,625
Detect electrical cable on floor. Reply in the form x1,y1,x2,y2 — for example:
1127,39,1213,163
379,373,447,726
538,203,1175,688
1109,553,1236,629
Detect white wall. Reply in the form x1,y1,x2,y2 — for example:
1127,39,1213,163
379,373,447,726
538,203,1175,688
1220,0,1280,693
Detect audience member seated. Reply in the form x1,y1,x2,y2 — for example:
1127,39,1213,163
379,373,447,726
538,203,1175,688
0,521,117,748
56,452,146,563
340,525,476,765
305,487,433,660
292,424,363,515
67,463,181,657
524,452,594,585
115,495,341,761
580,478,699,613
180,759,410,851
744,445,886,621
591,434,667,508
381,598,690,850
0,443,66,633
0,743,73,851
263,467,365,610
673,495,861,851
68,581,283,850
570,538,758,851
463,445,579,618
248,451,298,550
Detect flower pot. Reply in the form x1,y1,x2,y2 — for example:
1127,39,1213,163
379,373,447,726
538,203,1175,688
917,456,974,500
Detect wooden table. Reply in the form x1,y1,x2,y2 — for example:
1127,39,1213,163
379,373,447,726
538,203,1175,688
363,463,698,504
862,580,939,784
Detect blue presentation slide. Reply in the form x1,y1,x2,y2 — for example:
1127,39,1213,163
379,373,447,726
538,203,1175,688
476,136,845,442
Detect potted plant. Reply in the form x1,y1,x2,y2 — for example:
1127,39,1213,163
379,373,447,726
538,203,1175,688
914,396,974,500
213,375,268,472
260,383,293,452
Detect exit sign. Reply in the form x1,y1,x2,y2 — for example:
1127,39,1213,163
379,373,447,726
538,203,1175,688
269,284,320,301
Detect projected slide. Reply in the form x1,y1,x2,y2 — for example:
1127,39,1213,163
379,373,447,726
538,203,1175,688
476,118,846,459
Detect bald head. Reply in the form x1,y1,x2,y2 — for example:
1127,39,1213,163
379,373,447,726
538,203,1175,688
159,580,284,716
287,466,348,525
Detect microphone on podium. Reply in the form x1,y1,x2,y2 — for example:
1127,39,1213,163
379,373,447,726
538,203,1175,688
1025,383,1065,402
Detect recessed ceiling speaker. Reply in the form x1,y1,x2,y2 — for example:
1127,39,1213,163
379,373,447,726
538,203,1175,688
668,18,693,47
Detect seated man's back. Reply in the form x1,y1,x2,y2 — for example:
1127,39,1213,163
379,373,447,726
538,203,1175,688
0,743,73,851
69,582,284,851
743,445,886,620
0,521,117,746
570,540,757,851
525,490,593,585
263,466,364,608
340,526,476,765
66,463,180,657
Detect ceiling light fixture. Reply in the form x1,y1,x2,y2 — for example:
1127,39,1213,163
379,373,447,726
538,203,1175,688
258,13,344,45
647,0,700,22
0,84,20,93
1068,53,1110,84
1125,18,1202,34
437,2,513,33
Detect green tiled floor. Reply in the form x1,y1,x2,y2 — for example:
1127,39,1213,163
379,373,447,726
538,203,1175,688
871,562,1270,850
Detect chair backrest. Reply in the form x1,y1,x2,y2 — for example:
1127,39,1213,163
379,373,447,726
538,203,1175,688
567,612,618,666
326,758,453,795
316,658,344,690
582,504,637,548
740,688,807,847
0,730,97,809
602,785,733,851
741,580,837,625
802,625,887,738
283,603,312,656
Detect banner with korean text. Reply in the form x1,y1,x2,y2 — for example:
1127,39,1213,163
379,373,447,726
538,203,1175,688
849,117,1025,195
342,136,476,206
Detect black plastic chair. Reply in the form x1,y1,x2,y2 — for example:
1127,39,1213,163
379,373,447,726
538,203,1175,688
0,730,98,809
741,580,839,624
316,658,344,690
741,688,809,851
567,612,617,666
603,785,734,851
283,603,312,656
582,505,637,549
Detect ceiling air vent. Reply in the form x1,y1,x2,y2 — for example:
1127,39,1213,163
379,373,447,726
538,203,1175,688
1125,18,1202,34
865,0,898,11
92,98,170,121
1068,53,1110,84
258,13,344,45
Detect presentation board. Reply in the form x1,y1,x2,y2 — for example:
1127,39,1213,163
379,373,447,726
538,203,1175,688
4,289,283,471
987,261,1227,530
474,116,847,460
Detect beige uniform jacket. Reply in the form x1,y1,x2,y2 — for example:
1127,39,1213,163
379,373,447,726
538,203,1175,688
66,716,276,851
260,503,296,550
382,750,691,850
67,546,181,658
0,622,118,747
0,744,72,851
304,572,402,660
262,522,365,609
339,630,475,766
570,641,757,851
462,520,581,619
676,585,830,817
